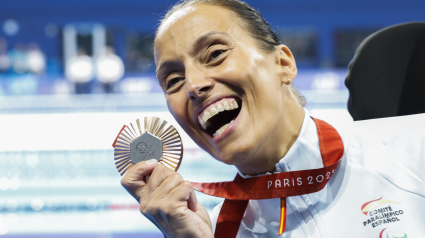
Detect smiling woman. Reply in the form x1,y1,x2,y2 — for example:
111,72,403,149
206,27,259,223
154,2,305,174
120,1,425,237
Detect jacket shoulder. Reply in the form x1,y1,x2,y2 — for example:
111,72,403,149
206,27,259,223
346,113,425,196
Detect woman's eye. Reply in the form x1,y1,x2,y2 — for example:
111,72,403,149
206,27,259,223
166,77,184,89
209,50,225,62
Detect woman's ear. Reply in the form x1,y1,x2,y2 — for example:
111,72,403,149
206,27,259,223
276,45,297,85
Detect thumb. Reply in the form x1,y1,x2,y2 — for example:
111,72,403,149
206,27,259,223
187,187,198,212
121,159,158,202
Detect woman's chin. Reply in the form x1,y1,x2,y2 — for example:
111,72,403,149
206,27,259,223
212,142,255,166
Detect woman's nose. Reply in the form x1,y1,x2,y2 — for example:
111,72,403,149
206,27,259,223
186,71,214,100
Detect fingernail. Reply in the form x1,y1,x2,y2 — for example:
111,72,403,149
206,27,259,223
146,159,158,165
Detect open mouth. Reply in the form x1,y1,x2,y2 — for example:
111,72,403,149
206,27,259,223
198,98,242,138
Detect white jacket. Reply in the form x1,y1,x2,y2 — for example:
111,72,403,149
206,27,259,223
210,110,425,237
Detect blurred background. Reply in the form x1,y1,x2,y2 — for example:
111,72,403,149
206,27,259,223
0,0,424,237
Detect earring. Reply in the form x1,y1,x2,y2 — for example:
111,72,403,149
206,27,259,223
287,79,291,84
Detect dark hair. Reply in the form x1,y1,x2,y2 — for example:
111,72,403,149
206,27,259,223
158,0,281,52
156,0,306,106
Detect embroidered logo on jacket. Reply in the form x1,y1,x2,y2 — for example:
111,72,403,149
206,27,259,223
361,197,404,228
379,228,407,238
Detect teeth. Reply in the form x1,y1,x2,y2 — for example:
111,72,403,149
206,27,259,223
210,106,218,115
223,101,230,110
229,100,239,110
217,104,224,112
198,115,206,129
203,111,210,123
200,111,211,130
213,120,234,138
198,99,240,129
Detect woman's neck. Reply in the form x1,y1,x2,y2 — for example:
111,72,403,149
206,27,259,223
235,105,305,176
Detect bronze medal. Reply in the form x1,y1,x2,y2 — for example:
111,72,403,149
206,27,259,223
112,117,183,175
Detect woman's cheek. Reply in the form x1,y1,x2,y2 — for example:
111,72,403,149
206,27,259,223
166,94,199,141
219,59,254,87
166,95,186,124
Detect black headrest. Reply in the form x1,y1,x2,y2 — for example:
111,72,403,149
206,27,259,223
345,22,425,121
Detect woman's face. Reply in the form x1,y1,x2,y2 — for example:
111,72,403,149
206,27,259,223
154,4,300,172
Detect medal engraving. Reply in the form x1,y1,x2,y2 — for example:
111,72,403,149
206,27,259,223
112,117,183,175
130,132,162,163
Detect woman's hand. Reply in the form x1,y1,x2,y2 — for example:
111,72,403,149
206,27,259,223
121,159,213,238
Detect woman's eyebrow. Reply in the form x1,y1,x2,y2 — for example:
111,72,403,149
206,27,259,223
190,31,229,55
156,61,181,80
156,31,229,77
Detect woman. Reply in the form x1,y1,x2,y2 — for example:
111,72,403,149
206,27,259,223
121,1,425,237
